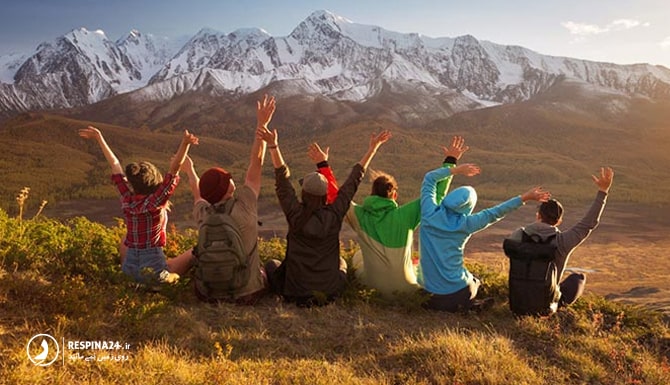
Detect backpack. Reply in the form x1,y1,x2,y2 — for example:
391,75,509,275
503,232,560,316
194,199,254,301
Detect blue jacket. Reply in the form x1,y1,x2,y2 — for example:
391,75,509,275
419,167,523,295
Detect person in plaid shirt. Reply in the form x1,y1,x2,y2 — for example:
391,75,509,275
79,126,198,284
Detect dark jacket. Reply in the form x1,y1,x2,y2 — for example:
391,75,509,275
506,190,608,313
274,163,364,298
507,190,608,280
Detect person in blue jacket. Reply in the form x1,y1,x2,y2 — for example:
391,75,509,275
419,163,550,312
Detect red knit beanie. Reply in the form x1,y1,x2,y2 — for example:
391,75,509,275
199,167,232,204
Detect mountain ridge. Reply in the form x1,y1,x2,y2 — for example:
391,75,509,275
1,10,669,120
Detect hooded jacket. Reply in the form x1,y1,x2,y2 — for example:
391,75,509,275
344,163,454,296
419,166,524,295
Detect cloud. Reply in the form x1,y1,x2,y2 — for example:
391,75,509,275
660,37,670,50
609,19,640,30
562,18,647,36
561,21,607,36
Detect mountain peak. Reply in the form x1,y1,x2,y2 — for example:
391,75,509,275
229,27,271,41
289,10,357,42
67,27,107,39
307,10,352,23
116,29,146,45
194,27,225,37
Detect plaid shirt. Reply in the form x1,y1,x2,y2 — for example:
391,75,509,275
112,173,180,249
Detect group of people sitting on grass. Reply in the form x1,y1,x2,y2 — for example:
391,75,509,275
79,95,614,317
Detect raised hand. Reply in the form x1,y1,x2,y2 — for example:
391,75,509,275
256,126,278,147
592,167,614,193
308,142,329,163
442,135,470,160
521,187,551,203
369,129,392,150
358,129,392,170
182,130,199,145
257,94,276,129
78,125,103,141
169,130,199,175
78,125,122,174
451,163,480,177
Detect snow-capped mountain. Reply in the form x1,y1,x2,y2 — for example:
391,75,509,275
149,27,272,83
1,10,670,116
0,28,183,112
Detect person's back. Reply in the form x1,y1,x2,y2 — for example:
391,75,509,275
79,126,198,284
259,126,391,306
347,194,421,295
182,95,276,304
505,167,614,316
344,137,470,297
419,163,550,312
279,171,360,299
192,182,265,302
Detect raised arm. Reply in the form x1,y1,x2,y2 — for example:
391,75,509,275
180,155,201,201
309,142,339,204
557,167,614,252
246,94,276,197
358,130,392,170
436,135,470,202
256,125,285,169
465,186,550,233
257,126,300,218
78,126,123,175
169,130,199,175
420,163,481,218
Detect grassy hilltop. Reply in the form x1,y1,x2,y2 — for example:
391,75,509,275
1,201,669,385
2,91,670,383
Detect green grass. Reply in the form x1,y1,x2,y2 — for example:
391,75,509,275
1,205,669,384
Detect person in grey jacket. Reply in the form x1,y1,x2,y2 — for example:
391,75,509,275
257,124,391,307
505,167,614,314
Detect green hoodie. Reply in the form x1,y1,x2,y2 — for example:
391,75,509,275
345,164,453,297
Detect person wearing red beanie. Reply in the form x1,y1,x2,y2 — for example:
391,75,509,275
181,94,276,304
199,167,232,205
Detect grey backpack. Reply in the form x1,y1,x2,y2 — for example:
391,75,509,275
194,200,252,301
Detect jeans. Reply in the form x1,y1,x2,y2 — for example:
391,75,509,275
122,247,169,283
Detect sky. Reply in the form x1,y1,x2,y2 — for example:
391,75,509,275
1,0,669,68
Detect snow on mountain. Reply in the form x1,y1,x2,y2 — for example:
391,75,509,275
0,27,181,112
2,9,670,116
0,52,28,84
149,28,230,83
115,29,184,92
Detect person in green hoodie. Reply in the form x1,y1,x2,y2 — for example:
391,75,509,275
310,136,473,298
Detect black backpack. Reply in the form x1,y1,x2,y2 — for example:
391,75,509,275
503,232,560,316
194,199,254,301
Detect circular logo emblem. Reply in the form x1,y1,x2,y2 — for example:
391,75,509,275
26,334,60,366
